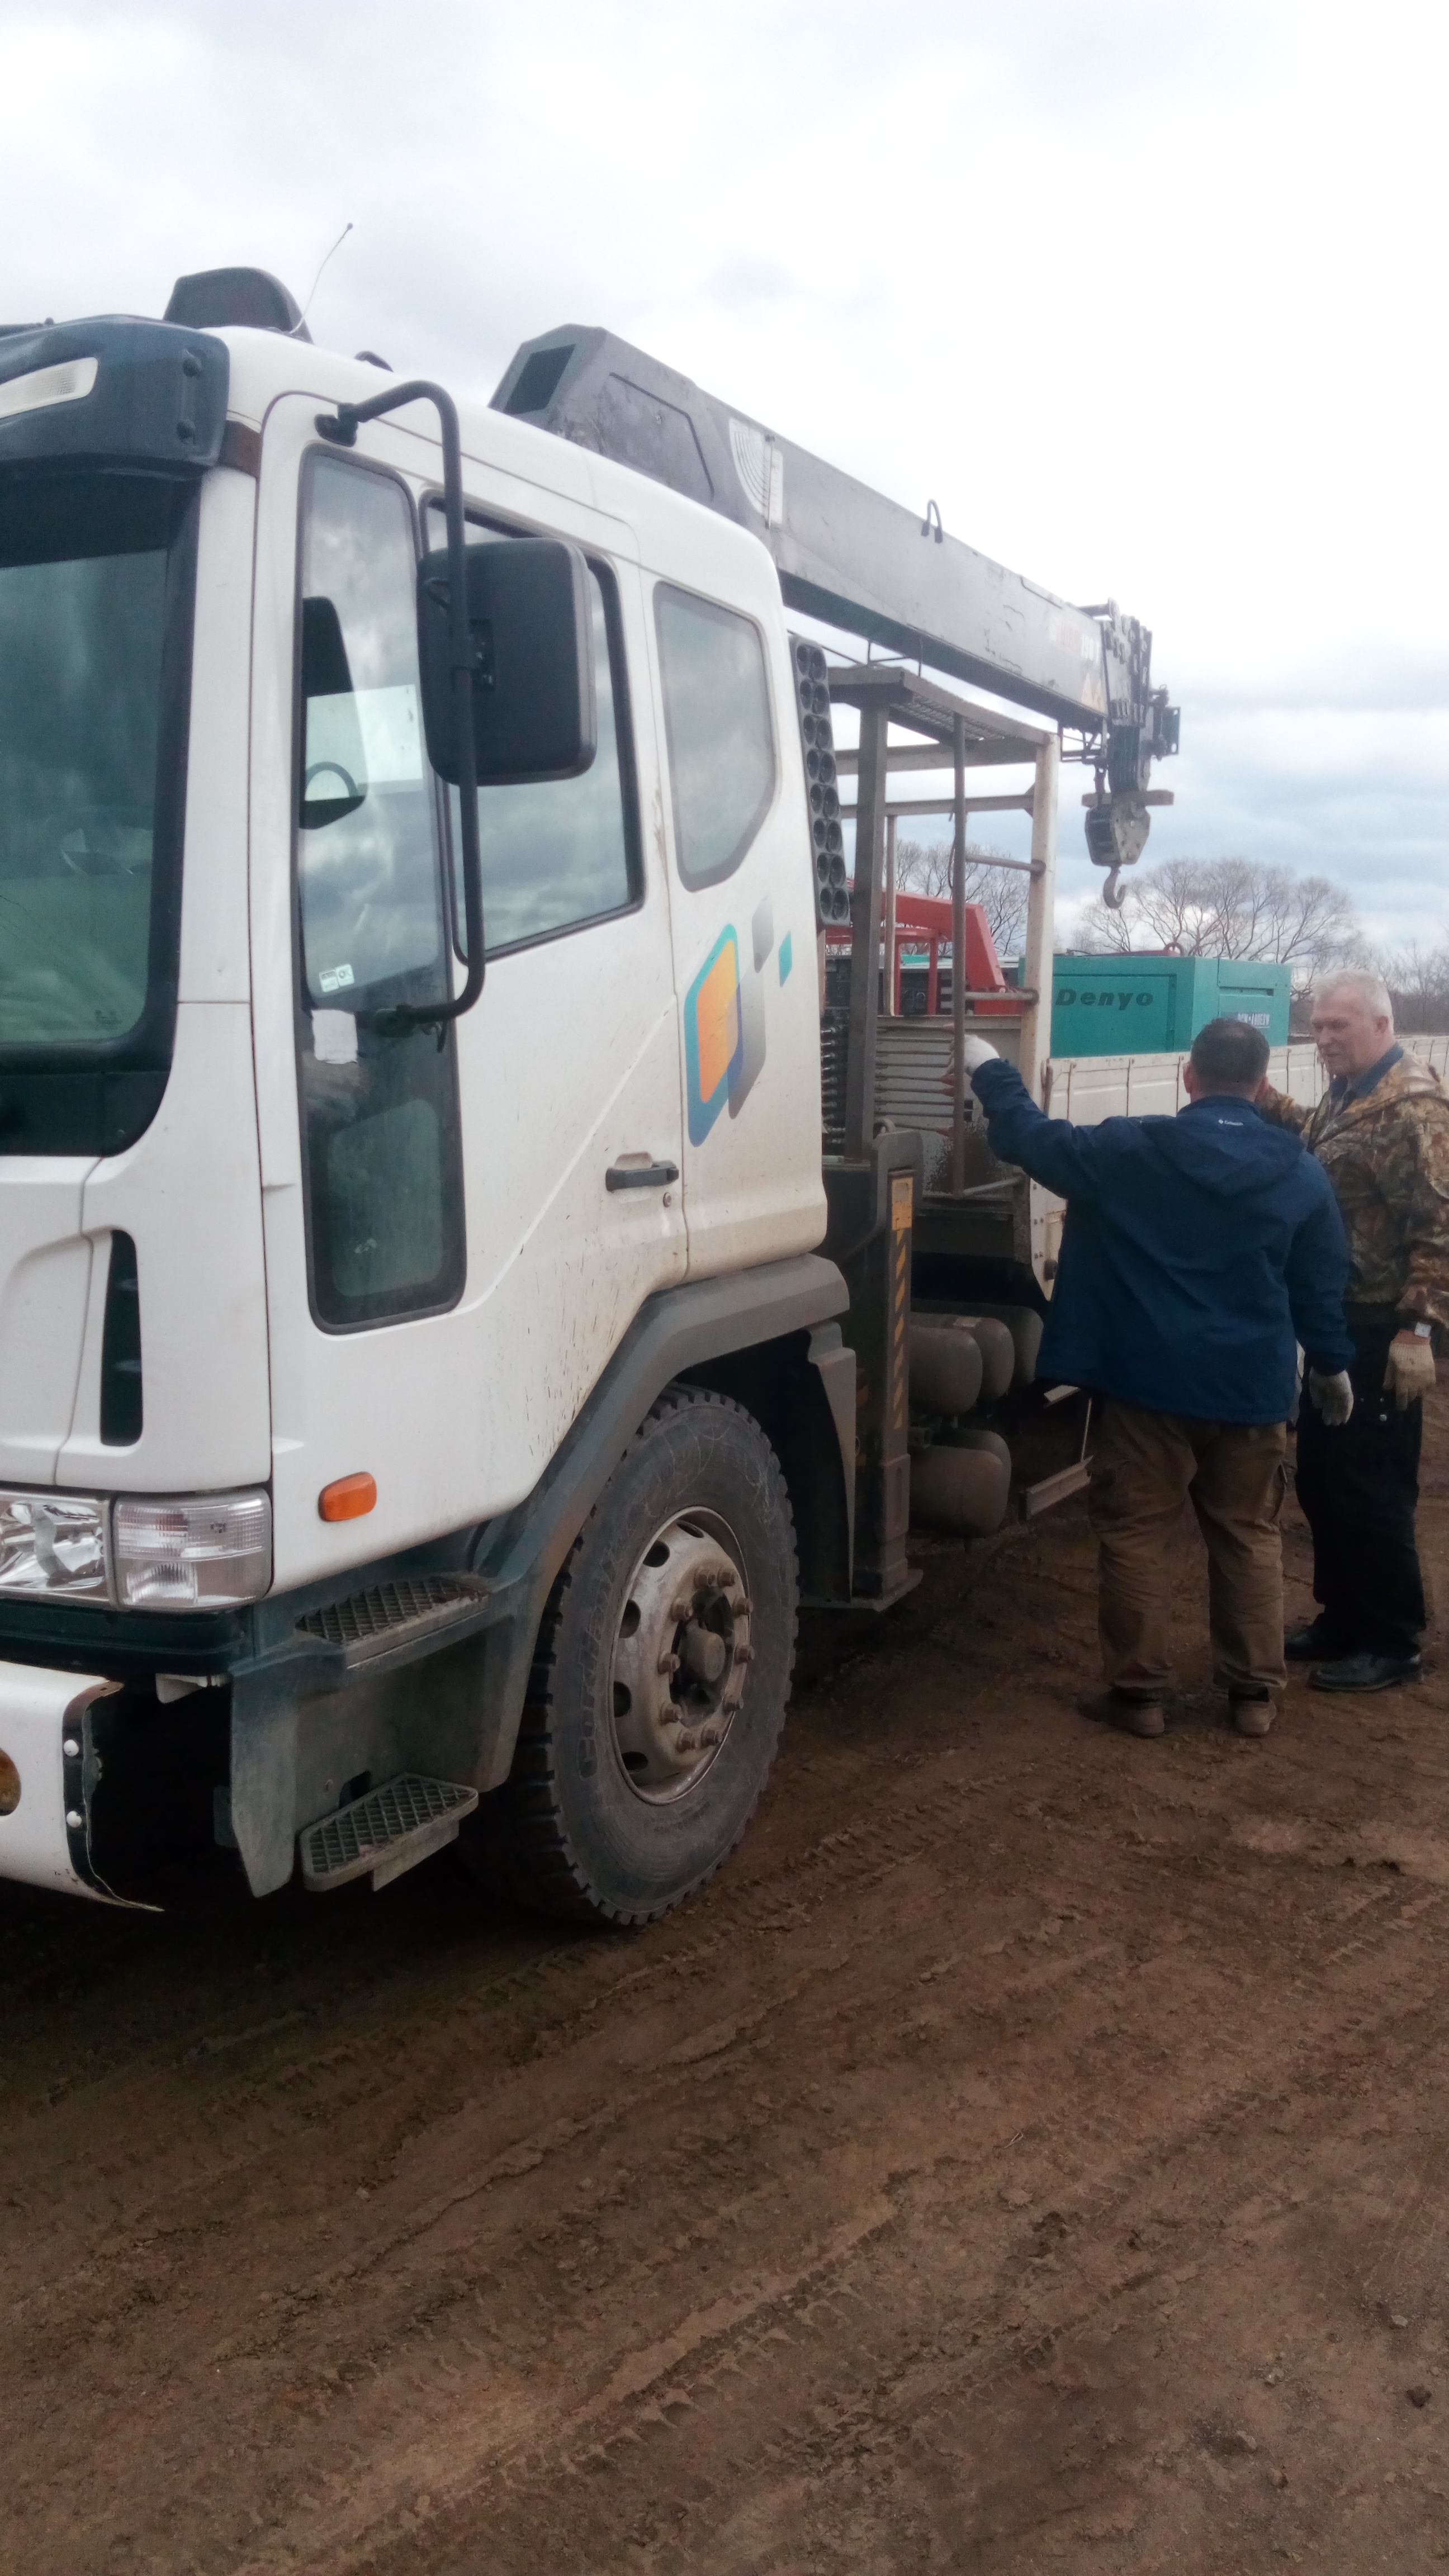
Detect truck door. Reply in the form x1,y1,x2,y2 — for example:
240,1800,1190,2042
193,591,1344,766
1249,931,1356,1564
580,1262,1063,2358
646,575,826,1278
249,406,685,1592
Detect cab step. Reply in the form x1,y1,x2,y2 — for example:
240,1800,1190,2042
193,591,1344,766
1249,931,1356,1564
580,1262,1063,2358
299,1773,479,1893
297,1573,491,1678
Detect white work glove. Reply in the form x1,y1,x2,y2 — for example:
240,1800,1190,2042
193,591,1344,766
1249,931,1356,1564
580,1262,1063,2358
1385,1331,1436,1409
1307,1368,1354,1427
959,1034,1000,1077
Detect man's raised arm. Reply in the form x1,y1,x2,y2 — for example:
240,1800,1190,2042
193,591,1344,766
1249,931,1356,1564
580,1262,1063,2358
963,1039,1116,1202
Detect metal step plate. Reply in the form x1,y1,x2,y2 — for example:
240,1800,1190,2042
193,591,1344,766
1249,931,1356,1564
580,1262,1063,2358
299,1774,479,1894
297,1574,489,1675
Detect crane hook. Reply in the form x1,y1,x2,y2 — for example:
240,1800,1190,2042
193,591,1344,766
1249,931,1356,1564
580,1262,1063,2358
1101,865,1128,911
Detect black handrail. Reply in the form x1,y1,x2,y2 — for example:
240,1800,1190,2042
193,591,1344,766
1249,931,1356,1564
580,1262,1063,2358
317,380,485,1028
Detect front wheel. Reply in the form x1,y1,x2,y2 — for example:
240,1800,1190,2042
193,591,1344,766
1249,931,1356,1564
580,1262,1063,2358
474,1386,798,1925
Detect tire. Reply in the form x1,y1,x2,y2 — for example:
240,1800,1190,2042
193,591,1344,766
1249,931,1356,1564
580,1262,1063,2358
472,1385,798,1926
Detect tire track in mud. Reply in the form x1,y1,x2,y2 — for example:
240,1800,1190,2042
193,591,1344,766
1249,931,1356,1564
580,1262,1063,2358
0,1741,1062,2260
6,1489,1449,2575
1,1727,1032,2094
42,1849,1437,2576
0,1753,1399,2364
292,1886,1449,2576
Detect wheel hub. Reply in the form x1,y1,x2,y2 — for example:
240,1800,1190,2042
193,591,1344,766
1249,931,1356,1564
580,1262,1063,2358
610,1512,751,1803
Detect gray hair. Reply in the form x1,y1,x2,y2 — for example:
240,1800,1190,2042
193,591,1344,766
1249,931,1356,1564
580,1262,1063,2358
1313,967,1395,1027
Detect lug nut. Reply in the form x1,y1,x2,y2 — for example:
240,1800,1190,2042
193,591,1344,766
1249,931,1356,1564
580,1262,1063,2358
657,1651,681,1675
733,1644,755,1666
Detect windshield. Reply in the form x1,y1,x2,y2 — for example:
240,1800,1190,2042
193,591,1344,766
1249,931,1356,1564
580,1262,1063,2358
0,477,186,1053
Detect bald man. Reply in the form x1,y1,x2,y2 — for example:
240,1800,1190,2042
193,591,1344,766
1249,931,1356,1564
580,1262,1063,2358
1261,972,1449,1692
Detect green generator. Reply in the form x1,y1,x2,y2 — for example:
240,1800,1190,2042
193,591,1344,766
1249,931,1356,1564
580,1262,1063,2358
1050,954,1291,1058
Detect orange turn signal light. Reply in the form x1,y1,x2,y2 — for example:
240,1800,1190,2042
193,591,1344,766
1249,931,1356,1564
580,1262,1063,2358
319,1472,377,1523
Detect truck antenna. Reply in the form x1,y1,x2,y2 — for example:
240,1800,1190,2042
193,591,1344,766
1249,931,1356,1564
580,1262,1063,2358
301,221,353,323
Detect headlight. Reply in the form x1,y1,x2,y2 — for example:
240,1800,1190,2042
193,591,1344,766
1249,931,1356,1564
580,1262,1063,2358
112,1491,272,1608
0,1492,109,1598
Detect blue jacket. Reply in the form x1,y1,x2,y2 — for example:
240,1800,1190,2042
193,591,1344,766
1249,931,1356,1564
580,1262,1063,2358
973,1058,1355,1422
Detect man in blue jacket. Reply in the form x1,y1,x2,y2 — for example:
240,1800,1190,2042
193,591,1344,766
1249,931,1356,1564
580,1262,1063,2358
964,1015,1355,1741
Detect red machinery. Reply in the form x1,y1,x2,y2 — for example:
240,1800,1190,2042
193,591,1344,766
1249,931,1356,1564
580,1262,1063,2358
825,891,1020,1020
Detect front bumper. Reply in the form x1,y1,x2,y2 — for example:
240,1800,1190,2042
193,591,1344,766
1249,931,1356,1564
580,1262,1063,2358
0,1593,249,1681
0,1662,132,1903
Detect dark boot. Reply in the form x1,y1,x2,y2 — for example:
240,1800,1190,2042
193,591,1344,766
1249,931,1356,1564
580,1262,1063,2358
1308,1650,1422,1693
1286,1617,1351,1661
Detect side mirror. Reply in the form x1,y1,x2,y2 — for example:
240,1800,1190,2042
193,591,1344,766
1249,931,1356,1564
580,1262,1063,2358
416,536,596,788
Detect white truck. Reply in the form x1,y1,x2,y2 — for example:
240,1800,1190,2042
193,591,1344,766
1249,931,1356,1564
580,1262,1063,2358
0,266,1178,1920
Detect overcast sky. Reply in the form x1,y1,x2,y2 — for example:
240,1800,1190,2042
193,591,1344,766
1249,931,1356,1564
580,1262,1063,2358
2,0,1443,948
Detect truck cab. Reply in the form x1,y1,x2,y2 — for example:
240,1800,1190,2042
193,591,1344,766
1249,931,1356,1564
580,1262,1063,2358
0,293,851,1915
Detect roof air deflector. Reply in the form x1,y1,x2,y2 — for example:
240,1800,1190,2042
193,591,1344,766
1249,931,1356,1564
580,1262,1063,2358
163,267,311,340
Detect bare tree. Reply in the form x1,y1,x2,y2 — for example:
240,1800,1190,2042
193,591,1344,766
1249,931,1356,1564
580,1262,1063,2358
1068,856,1361,995
893,835,1028,959
894,835,951,899
1379,936,1449,1033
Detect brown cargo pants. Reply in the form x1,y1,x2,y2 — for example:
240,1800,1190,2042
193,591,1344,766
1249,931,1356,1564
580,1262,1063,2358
1087,1400,1289,1700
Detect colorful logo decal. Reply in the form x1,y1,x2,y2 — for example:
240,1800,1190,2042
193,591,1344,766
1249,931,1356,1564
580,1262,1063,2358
685,924,745,1144
684,894,789,1145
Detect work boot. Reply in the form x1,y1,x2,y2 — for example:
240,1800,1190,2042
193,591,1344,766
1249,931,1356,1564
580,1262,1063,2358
1285,1617,1347,1661
1309,1651,1422,1693
1230,1692,1274,1737
1078,1687,1166,1740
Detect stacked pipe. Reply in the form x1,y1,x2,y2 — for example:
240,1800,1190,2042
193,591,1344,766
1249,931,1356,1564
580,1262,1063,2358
788,636,849,929
907,1306,1044,1536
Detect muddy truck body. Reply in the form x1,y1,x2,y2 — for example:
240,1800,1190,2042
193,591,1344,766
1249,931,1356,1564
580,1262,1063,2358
0,269,1177,1915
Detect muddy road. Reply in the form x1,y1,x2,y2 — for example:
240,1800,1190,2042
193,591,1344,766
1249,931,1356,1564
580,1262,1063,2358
6,1413,1449,2576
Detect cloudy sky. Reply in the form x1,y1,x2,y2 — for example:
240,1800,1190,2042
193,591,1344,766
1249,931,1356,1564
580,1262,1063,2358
2,0,1443,947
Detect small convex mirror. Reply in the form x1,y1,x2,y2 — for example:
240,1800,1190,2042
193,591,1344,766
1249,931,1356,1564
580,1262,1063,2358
416,536,596,788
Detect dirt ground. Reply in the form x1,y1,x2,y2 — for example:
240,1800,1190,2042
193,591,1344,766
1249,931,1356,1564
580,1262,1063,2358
6,1404,1449,2576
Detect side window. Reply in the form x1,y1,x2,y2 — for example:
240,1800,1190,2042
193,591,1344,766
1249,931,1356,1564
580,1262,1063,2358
294,456,465,1331
654,585,775,890
299,460,445,1004
425,508,639,955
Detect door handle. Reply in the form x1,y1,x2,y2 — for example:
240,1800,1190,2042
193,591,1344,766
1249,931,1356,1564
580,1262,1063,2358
605,1160,679,1192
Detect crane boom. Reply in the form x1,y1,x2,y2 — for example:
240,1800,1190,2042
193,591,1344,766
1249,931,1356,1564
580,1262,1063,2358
492,324,1178,883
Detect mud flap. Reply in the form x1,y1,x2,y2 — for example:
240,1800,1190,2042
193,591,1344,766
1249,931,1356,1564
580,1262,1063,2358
230,1671,300,1897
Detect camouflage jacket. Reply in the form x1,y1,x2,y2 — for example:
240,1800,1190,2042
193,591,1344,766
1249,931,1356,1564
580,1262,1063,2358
1259,1051,1449,1326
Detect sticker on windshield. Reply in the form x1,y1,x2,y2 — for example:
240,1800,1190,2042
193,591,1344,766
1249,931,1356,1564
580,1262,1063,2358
319,963,355,994
305,684,423,791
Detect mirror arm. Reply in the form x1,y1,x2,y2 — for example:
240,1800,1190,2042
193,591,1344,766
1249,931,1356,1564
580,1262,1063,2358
317,382,485,1029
